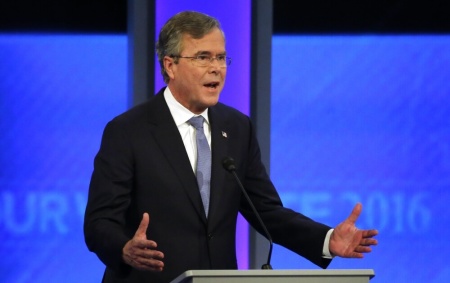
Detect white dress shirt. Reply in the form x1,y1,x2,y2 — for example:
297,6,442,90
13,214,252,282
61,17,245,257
164,87,211,174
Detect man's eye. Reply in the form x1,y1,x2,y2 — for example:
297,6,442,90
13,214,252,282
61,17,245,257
217,55,226,61
197,55,210,61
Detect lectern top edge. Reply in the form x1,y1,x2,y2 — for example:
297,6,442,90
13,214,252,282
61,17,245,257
170,269,375,283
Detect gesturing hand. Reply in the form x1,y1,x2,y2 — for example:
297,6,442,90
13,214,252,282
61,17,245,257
329,203,378,258
122,213,164,271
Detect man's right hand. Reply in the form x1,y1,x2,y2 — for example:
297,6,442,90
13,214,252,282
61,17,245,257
122,213,164,271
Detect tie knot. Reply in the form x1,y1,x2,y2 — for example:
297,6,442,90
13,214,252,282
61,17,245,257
188,116,205,130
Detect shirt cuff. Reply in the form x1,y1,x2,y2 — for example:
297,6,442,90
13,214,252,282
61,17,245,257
322,229,335,259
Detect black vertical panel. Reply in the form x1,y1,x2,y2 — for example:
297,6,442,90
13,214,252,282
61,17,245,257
250,0,273,269
127,0,155,107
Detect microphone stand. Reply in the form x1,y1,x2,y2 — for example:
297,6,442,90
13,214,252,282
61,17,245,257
223,157,273,270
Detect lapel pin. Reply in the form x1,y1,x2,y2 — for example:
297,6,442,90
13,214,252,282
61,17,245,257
221,131,228,138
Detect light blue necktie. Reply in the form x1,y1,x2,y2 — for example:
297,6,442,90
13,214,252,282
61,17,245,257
188,116,211,217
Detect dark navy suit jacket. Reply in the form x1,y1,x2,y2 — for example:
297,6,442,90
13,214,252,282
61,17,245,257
84,88,331,283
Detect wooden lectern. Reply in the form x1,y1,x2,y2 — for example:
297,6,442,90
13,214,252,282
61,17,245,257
171,269,375,283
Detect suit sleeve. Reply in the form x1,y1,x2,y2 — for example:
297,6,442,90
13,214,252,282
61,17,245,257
84,119,134,275
238,116,332,268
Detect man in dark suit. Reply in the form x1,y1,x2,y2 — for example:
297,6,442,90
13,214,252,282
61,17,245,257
84,11,378,283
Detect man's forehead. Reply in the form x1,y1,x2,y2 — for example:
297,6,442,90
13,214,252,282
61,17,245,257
181,31,226,53
181,29,225,41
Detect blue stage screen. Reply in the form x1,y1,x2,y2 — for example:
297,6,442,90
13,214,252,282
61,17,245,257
270,35,450,282
0,34,127,282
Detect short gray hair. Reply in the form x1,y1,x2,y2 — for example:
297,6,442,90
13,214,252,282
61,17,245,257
156,11,224,83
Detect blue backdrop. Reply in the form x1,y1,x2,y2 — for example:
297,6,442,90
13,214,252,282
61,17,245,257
270,35,450,282
0,34,127,282
2,32,449,283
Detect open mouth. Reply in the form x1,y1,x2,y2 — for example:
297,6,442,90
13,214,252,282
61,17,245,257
204,82,219,89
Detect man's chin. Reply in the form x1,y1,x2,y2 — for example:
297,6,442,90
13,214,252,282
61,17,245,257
205,97,220,108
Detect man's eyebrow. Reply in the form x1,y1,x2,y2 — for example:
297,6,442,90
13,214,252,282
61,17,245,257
194,51,227,56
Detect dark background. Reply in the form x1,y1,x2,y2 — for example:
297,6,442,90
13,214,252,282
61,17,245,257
1,0,449,33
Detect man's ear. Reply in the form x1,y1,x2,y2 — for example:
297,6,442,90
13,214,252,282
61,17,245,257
163,56,176,80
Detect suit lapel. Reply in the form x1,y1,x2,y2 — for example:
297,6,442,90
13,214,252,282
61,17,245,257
208,106,231,222
146,92,207,222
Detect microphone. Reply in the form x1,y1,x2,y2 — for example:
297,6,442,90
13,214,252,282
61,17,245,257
222,156,273,270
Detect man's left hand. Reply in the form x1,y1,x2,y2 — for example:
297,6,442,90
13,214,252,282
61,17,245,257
329,203,378,258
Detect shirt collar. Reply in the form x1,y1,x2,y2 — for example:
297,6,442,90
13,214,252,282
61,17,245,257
164,87,210,126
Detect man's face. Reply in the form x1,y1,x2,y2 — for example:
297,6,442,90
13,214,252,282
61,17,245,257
164,28,227,114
